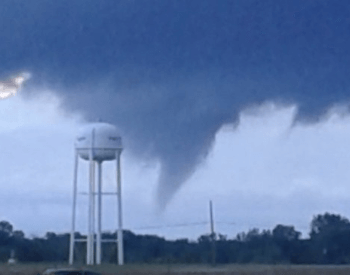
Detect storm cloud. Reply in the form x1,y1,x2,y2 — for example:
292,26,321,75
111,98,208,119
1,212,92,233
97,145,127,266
1,0,350,206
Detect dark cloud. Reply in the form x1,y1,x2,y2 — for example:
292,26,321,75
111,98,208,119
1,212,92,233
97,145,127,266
1,0,350,207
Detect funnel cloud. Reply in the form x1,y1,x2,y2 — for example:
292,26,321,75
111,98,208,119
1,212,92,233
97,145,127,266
1,0,350,207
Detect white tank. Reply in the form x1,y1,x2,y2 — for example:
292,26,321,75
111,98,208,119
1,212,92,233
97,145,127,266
75,122,122,162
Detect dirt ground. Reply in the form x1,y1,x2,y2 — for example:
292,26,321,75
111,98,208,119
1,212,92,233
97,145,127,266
2,264,350,275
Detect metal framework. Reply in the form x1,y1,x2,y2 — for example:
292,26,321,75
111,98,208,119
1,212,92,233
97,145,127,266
69,139,123,265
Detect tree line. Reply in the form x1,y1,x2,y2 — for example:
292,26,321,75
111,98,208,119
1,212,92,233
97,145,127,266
2,212,350,264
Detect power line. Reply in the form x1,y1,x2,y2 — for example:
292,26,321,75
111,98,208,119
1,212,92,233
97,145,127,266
128,221,237,231
129,221,209,231
126,221,309,233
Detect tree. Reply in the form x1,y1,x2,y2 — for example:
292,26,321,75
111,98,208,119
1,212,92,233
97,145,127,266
272,225,301,263
310,213,350,264
12,230,24,239
273,225,301,241
310,213,350,237
0,221,13,235
0,221,13,246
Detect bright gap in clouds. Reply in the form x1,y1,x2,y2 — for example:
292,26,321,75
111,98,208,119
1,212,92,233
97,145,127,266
1,92,350,240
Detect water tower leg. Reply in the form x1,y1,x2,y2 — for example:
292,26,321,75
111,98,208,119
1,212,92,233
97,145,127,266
116,151,124,265
69,150,79,265
96,161,102,265
87,149,95,264
87,157,91,264
91,161,96,265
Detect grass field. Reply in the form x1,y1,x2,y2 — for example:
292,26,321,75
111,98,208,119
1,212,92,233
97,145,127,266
2,264,350,275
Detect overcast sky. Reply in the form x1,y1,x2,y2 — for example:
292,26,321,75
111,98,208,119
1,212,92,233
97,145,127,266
1,0,350,240
1,90,350,240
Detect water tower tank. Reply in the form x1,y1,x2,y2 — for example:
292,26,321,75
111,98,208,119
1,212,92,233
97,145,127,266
75,122,122,162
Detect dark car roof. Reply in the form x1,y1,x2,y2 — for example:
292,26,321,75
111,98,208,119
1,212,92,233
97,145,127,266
42,268,101,275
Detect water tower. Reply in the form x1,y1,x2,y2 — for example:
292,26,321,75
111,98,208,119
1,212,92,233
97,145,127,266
69,122,124,265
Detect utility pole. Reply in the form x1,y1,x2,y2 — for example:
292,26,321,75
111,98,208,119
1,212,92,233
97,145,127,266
209,200,216,266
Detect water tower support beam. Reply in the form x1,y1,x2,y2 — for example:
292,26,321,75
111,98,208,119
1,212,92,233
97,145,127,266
116,150,124,265
87,153,92,264
92,161,96,264
87,129,95,265
96,161,102,264
69,150,79,265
